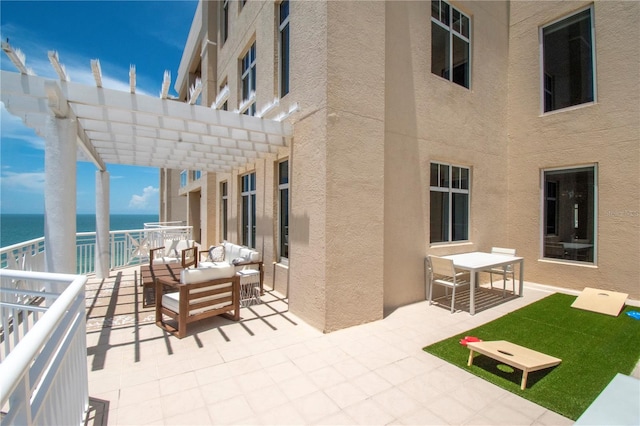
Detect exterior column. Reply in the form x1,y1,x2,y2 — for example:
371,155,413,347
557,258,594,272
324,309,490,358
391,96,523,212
95,170,110,279
44,116,77,274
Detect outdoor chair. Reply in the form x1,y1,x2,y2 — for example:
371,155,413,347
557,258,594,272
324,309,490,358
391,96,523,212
155,264,240,338
427,255,470,313
487,247,516,296
149,239,197,266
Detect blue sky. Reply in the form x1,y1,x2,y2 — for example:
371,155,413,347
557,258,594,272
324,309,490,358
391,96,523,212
0,0,198,214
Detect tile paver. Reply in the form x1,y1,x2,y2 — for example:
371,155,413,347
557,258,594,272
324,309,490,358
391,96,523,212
84,266,574,425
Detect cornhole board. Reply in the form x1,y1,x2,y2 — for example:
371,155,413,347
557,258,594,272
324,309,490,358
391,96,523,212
571,287,628,316
467,340,562,390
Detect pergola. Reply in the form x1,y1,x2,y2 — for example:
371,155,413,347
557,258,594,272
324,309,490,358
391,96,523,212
1,43,292,277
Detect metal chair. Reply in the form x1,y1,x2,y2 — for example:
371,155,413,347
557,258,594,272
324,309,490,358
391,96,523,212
427,255,470,313
487,247,516,296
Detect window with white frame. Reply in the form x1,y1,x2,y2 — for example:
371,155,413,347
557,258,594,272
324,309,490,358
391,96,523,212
241,42,256,116
430,162,470,243
278,160,289,261
279,0,290,97
543,166,596,263
542,7,595,113
221,182,228,241
431,0,471,89
180,170,187,188
221,0,229,43
241,172,256,248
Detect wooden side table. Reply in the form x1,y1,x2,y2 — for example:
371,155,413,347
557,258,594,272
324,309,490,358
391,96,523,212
139,263,182,307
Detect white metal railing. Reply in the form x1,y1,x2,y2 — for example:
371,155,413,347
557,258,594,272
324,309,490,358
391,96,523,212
0,269,88,425
1,225,193,275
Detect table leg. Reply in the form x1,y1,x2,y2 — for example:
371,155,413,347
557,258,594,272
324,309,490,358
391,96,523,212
470,271,476,315
467,349,475,367
518,260,524,297
521,369,528,390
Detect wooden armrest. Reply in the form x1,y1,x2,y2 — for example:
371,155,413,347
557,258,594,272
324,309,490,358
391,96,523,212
238,260,263,269
181,246,198,268
149,246,166,265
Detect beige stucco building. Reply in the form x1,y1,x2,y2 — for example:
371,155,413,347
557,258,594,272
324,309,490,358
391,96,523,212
160,0,640,333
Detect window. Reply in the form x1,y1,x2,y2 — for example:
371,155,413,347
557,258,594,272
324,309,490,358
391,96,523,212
543,166,596,263
241,172,256,248
431,0,470,89
192,170,202,181
430,162,470,243
279,0,290,97
278,160,289,261
180,170,187,188
542,7,595,113
221,182,228,241
241,42,256,116
221,0,229,43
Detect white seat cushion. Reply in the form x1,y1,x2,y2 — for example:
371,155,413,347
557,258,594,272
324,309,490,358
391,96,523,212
181,264,235,283
162,286,232,316
152,256,180,265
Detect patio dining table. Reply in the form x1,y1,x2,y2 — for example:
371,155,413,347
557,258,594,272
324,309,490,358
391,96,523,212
442,251,524,315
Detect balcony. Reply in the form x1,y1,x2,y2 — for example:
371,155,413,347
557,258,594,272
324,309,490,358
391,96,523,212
82,269,576,425
1,227,582,425
1,269,88,425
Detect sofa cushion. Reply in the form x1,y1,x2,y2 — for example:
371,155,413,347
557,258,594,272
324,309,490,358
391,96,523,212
160,239,194,257
152,256,180,265
239,248,260,263
180,264,235,284
223,242,242,261
162,287,232,316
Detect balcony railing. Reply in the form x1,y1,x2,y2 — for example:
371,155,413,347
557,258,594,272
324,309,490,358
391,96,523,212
1,225,193,275
0,269,88,425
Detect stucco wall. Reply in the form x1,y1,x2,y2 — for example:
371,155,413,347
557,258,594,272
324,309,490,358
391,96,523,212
209,0,331,329
321,1,386,331
384,1,511,312
507,1,640,297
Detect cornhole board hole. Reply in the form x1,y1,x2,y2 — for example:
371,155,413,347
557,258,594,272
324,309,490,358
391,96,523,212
466,340,562,390
571,287,628,316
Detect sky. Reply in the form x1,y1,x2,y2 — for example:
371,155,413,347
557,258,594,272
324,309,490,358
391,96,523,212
0,0,198,214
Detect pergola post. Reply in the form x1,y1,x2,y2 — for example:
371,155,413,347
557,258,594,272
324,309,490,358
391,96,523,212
44,115,77,274
95,170,110,278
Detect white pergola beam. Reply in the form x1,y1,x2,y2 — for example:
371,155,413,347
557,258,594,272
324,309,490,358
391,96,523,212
188,78,202,105
129,65,136,94
1,41,33,75
91,59,102,87
48,51,70,81
160,70,171,99
0,70,292,173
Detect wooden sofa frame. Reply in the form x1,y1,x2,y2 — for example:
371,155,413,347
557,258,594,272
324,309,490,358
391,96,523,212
155,273,240,338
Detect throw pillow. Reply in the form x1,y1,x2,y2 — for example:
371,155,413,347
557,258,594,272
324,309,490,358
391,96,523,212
232,257,246,266
208,245,225,262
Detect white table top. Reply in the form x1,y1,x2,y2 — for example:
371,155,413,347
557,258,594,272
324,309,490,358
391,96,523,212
442,252,523,271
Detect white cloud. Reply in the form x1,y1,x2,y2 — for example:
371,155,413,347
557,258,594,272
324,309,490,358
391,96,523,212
0,171,45,193
129,186,159,209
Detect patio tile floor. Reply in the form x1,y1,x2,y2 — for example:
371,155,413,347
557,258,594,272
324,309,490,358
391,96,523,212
85,266,575,425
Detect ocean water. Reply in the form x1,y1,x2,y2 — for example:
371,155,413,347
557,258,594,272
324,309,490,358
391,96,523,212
0,214,159,248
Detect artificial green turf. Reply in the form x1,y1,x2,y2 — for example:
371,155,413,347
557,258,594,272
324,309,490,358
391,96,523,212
422,293,640,420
